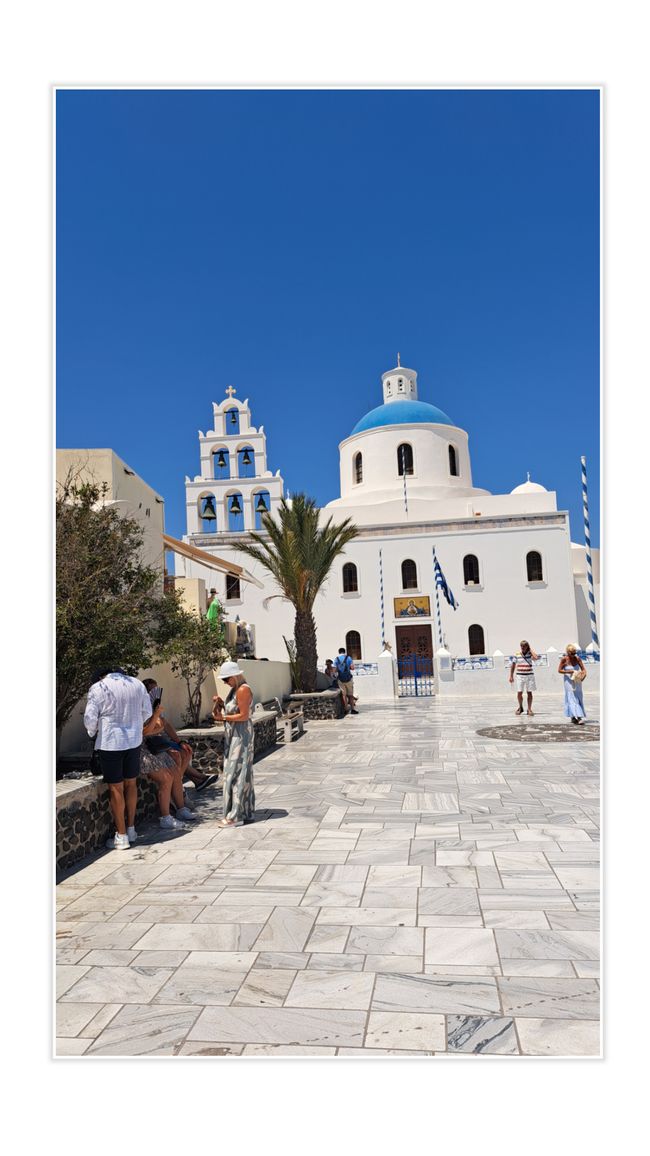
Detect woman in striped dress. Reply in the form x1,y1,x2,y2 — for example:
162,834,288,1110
558,644,587,724
509,640,539,716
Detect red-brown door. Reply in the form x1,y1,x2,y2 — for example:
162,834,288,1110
396,624,434,677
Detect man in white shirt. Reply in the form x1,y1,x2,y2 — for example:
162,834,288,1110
84,668,153,850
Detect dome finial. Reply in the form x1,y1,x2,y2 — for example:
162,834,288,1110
397,352,401,367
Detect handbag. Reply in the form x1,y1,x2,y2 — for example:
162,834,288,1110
571,668,587,684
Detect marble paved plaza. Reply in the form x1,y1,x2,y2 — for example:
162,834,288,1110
56,693,601,1058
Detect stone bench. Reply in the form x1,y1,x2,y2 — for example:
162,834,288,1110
259,698,305,743
56,711,278,873
285,688,345,720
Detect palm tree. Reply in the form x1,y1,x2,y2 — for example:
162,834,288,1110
238,494,359,692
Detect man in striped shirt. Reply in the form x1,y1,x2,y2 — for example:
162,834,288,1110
509,640,539,716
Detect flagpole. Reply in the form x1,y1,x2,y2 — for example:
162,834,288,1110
580,455,600,650
379,547,386,650
432,546,444,648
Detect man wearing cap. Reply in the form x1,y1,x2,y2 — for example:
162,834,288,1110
212,661,255,827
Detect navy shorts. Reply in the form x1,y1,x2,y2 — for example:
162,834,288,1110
98,746,142,785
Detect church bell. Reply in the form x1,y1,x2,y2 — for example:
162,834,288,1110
229,495,242,515
241,449,252,466
216,450,227,468
255,494,268,513
201,496,217,520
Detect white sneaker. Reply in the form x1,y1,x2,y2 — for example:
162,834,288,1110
176,807,198,822
127,826,138,843
106,833,130,851
159,815,182,830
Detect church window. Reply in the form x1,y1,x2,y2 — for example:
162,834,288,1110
225,408,240,434
199,494,217,533
212,447,230,479
468,624,485,655
463,554,480,585
401,559,418,590
354,452,363,484
238,446,255,478
227,492,244,532
526,551,544,582
397,443,414,476
449,445,459,476
254,490,271,530
398,378,404,391
226,574,241,600
346,630,362,660
343,562,359,593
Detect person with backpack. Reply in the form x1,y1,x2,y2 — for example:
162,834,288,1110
334,647,358,715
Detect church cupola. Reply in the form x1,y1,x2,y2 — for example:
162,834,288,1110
382,355,418,404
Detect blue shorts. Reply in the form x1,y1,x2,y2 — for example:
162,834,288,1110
98,746,141,784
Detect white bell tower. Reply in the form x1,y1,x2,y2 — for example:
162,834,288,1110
382,354,418,404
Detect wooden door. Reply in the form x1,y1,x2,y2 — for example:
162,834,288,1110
396,624,434,676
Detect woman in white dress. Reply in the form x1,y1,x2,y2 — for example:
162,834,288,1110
558,644,587,725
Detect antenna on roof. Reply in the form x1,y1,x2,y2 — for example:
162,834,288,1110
397,352,401,367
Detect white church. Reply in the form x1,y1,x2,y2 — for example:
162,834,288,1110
178,362,599,671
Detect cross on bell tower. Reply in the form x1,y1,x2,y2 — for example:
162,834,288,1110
225,385,236,399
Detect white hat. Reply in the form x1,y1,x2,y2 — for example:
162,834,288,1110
219,661,244,678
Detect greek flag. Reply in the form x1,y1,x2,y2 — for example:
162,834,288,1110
434,555,459,610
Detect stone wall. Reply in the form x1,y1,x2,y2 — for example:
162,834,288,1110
56,711,278,873
286,690,345,720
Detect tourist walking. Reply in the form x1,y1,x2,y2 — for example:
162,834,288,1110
212,661,255,827
83,667,153,850
509,640,539,716
335,646,358,714
558,644,587,724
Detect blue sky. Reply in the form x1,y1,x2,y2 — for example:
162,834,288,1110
56,89,600,547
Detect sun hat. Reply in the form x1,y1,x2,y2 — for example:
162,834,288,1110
218,661,244,678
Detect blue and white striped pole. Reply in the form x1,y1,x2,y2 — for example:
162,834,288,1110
379,547,386,649
432,546,444,648
580,456,600,650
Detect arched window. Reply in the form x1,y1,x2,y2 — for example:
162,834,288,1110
238,446,255,478
226,574,241,601
401,559,418,590
199,494,217,533
397,444,414,476
225,408,240,434
526,551,544,582
227,492,244,532
449,445,459,476
463,554,480,585
346,630,362,660
343,562,359,593
468,624,485,655
354,452,363,484
212,447,231,479
253,489,271,530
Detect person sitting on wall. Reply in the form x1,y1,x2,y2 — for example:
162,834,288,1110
140,698,197,829
142,679,217,793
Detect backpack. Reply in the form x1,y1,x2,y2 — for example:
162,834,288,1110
335,655,352,682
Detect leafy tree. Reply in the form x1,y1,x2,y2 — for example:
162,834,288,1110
56,476,165,731
158,599,227,726
238,494,358,692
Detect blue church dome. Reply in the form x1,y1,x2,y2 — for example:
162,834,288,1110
351,399,453,435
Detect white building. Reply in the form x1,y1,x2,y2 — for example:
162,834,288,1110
177,365,599,668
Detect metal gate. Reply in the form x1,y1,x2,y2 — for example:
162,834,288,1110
398,655,435,697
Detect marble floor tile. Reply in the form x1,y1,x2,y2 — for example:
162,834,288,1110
78,1003,123,1037
285,969,376,1010
425,928,498,967
56,922,154,952
77,949,139,966
57,965,91,997
418,889,481,916
174,1041,245,1056
60,965,173,1004
253,907,318,952
314,865,370,882
242,1044,337,1056
360,887,419,909
132,923,262,952
366,865,422,887
515,1017,600,1056
305,953,365,971
482,911,551,929
212,889,306,906
254,863,319,889
421,867,479,887
304,924,350,953
447,1015,519,1055
365,1011,445,1051
372,974,500,1015
188,1006,367,1047
255,952,310,969
56,1002,105,1037
86,1003,202,1056
194,905,274,924
363,955,424,973
496,929,599,961
154,966,253,1006
317,907,416,926
301,881,366,907
501,960,576,978
233,969,298,1006
573,961,600,978
346,926,424,956
56,1037,92,1055
498,978,600,1019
